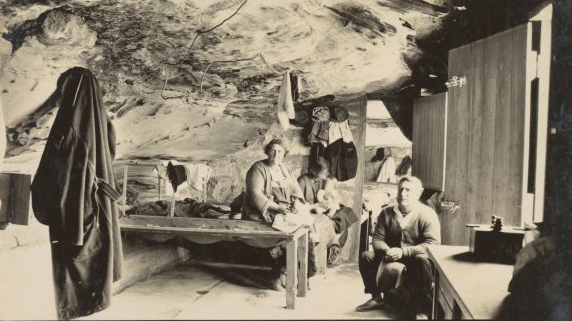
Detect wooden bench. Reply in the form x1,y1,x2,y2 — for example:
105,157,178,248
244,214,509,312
119,215,309,309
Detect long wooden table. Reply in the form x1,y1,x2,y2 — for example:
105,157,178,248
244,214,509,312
119,215,309,309
428,245,513,320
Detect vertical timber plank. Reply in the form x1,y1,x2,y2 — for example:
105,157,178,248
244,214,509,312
465,39,485,241
509,24,529,226
479,32,500,227
492,29,514,222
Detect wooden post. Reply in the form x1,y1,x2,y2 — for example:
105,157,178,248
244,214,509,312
297,230,308,297
122,165,128,217
285,237,298,309
158,175,162,201
203,179,207,202
169,192,176,217
315,241,327,275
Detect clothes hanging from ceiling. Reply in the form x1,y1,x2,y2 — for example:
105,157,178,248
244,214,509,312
323,105,357,182
277,71,295,130
376,156,397,183
31,67,123,320
328,119,354,144
185,163,212,192
290,72,301,102
324,139,358,182
167,161,188,193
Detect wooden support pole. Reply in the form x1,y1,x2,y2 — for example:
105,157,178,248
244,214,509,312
122,165,128,217
315,241,327,275
169,191,176,217
158,175,162,201
297,230,308,297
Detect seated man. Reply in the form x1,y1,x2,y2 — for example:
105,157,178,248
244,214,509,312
356,176,440,318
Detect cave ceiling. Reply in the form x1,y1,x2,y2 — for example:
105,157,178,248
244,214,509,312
0,0,454,163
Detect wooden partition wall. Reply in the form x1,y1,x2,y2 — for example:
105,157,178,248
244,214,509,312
412,93,447,191
414,23,534,245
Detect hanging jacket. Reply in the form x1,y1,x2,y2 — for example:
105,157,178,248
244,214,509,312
31,67,123,319
324,138,358,182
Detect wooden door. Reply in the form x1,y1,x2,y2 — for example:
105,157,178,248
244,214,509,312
443,23,530,245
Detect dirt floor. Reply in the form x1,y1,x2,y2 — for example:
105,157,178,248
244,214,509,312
1,240,402,320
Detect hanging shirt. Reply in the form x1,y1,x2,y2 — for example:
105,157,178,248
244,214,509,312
376,157,397,183
328,120,354,144
186,163,212,192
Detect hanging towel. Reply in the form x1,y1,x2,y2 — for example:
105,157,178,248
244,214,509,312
328,119,354,144
185,163,212,192
277,71,295,130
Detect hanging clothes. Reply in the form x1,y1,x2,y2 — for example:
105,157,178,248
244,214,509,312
328,119,354,144
277,71,295,130
308,121,330,146
290,72,301,102
185,163,212,192
324,139,358,182
376,157,397,183
31,67,123,320
167,162,188,192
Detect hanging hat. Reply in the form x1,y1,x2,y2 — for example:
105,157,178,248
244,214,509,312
312,106,330,123
330,106,349,122
290,109,310,127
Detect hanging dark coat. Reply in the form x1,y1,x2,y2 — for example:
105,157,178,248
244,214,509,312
323,138,358,182
31,67,123,320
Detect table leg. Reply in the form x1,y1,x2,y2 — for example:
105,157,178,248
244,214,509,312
297,231,308,297
315,241,327,275
286,237,298,309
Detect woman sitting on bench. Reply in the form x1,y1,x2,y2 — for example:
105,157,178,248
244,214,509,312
242,138,319,282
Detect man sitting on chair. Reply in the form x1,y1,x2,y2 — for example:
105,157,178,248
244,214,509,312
356,176,441,318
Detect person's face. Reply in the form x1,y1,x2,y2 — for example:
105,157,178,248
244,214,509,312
267,144,286,166
316,168,329,180
384,149,391,157
397,181,421,207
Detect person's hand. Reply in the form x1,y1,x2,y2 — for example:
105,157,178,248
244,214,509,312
275,205,288,215
384,247,403,262
292,199,306,213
